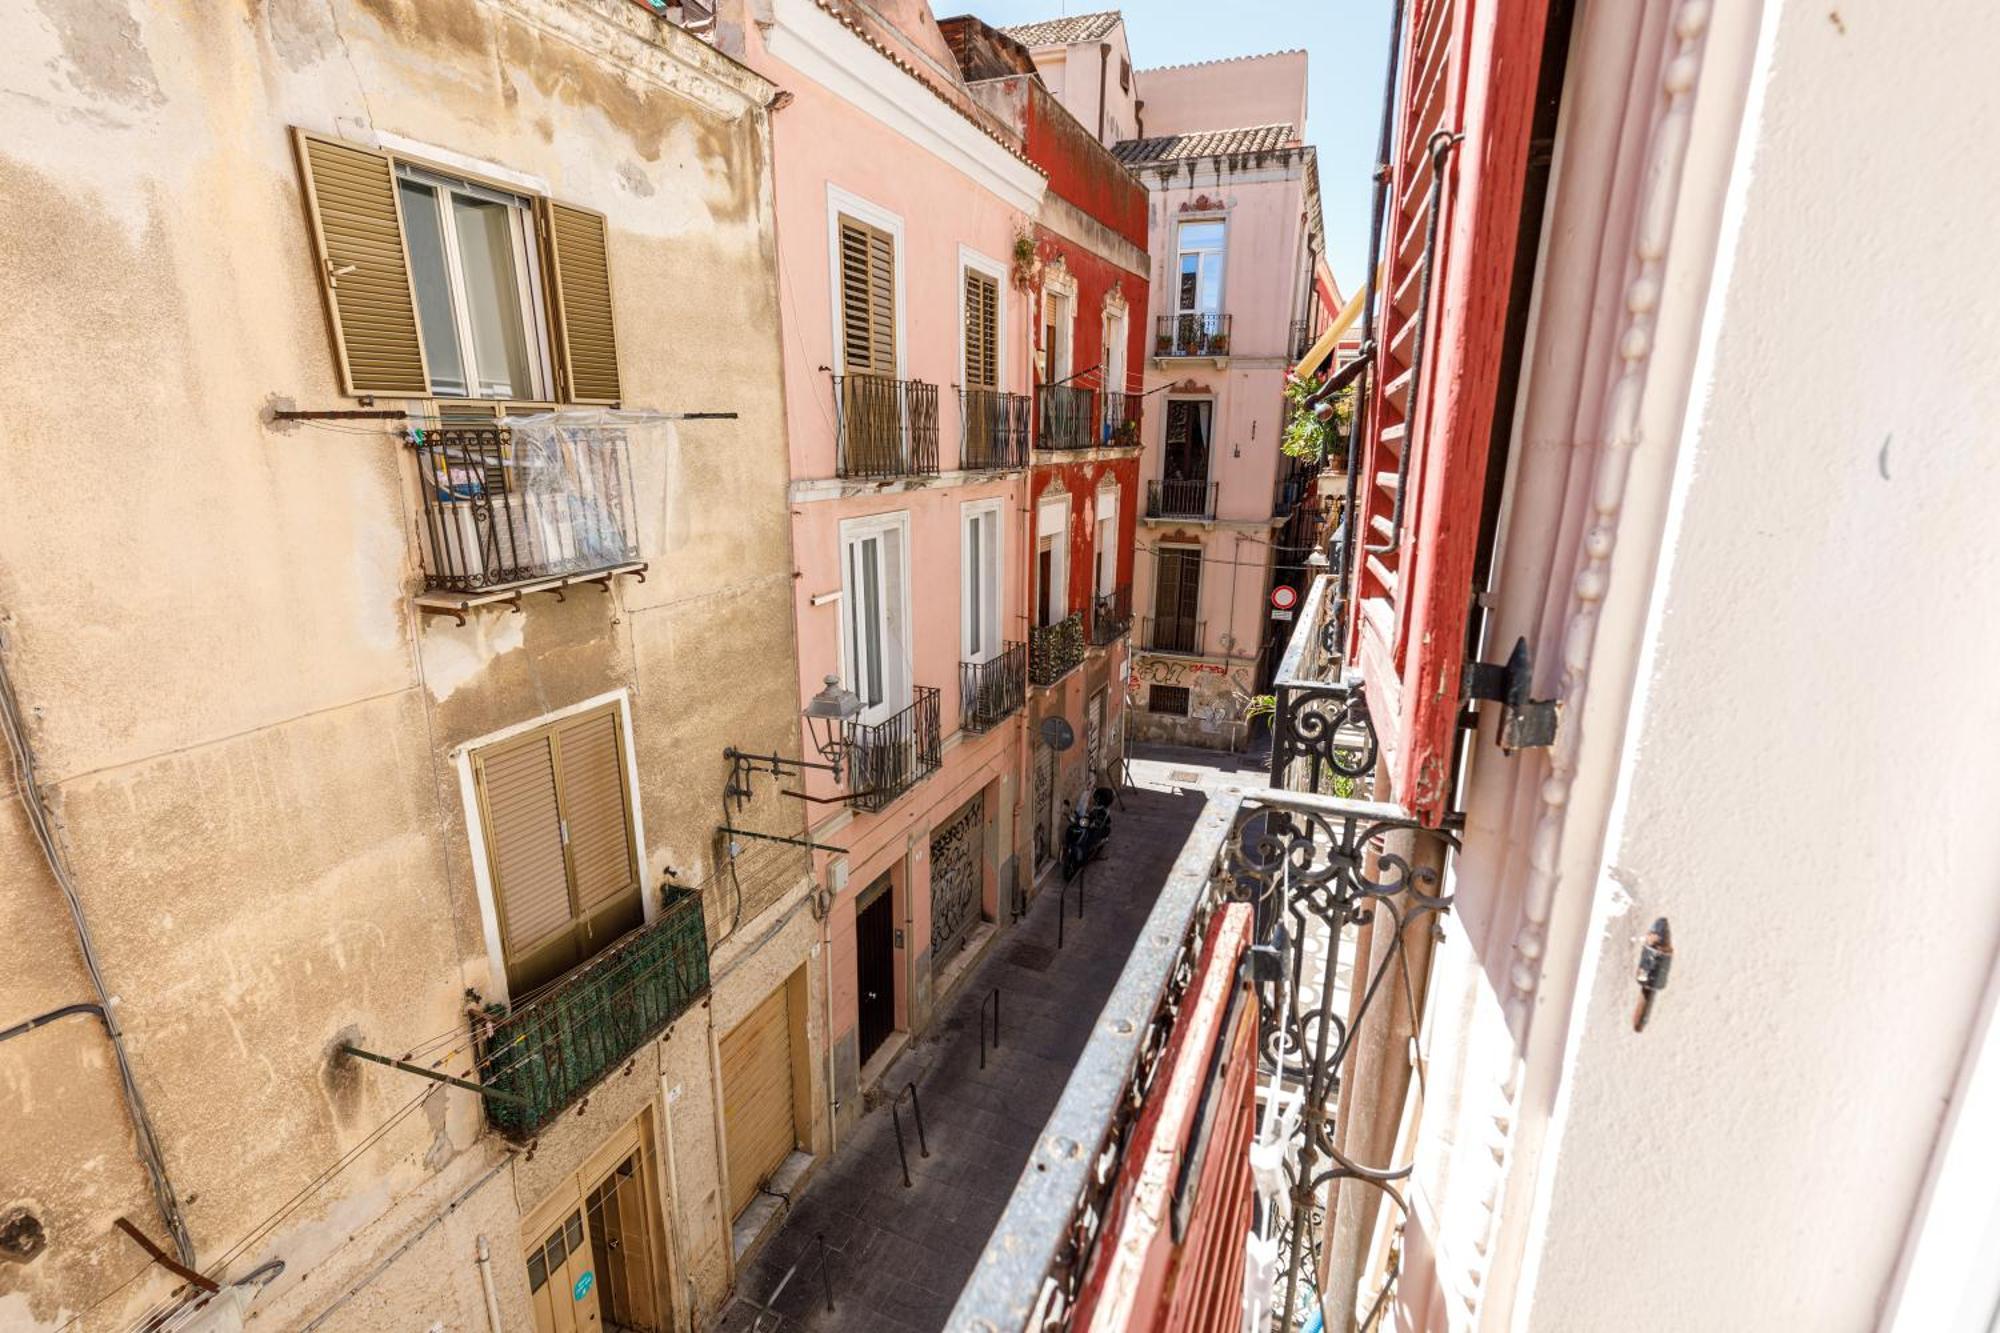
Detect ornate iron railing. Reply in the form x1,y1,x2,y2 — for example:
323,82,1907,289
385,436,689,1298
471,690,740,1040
1037,384,1098,451
1154,312,1232,359
474,888,709,1140
1029,612,1086,686
1100,391,1142,448
959,388,1031,470
1142,616,1204,656
1267,573,1374,799
1147,478,1218,520
961,644,1026,732
846,686,942,813
408,422,640,593
832,373,940,478
1090,583,1132,645
1290,317,1318,362
946,785,1455,1333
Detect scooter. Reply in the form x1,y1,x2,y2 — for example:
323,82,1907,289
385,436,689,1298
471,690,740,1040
1062,784,1115,880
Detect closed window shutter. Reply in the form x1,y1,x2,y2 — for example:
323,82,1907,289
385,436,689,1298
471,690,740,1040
964,270,998,388
553,709,637,913
291,128,429,397
720,985,797,1217
839,217,895,375
475,733,572,959
543,201,623,404
1349,0,1552,823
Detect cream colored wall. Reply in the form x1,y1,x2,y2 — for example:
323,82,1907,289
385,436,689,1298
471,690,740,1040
1134,51,1309,140
0,0,808,1328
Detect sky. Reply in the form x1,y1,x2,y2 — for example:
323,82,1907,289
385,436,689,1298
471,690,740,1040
960,0,1393,290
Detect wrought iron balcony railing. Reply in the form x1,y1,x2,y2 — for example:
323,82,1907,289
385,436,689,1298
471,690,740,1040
1147,478,1218,520
832,373,940,479
1266,573,1376,800
959,388,1031,471
409,422,641,594
1153,312,1232,359
1037,384,1099,452
1291,317,1318,361
1028,611,1086,686
1099,391,1142,448
846,686,942,813
961,643,1026,732
1090,583,1132,645
1142,616,1204,656
474,888,709,1140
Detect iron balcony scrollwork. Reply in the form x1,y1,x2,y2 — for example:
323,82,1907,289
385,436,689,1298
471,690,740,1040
1089,584,1132,646
1029,612,1086,686
1037,384,1099,452
845,686,942,813
961,644,1026,732
1267,573,1376,798
959,387,1031,470
832,372,940,479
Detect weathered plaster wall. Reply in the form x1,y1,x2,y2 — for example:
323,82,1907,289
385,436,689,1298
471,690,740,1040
1133,51,1308,141
0,0,803,1327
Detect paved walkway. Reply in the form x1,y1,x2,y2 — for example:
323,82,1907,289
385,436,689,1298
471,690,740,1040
715,748,1255,1333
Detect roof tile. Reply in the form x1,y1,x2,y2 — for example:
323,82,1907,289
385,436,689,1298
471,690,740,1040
999,11,1122,46
1111,123,1298,166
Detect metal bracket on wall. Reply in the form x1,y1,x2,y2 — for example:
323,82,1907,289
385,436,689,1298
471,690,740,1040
1464,636,1559,751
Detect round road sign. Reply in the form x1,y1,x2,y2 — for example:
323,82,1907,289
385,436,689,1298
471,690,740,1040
1270,584,1300,611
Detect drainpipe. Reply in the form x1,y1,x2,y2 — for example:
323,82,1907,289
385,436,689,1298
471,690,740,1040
475,1235,503,1333
0,648,194,1264
1096,43,1111,143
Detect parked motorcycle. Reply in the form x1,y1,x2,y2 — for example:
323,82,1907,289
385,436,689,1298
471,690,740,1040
1062,784,1115,880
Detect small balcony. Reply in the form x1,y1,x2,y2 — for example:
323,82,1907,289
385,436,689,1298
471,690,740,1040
1091,583,1132,645
1147,478,1219,520
961,643,1026,732
1099,391,1142,449
846,686,942,813
410,422,642,598
1037,384,1098,452
1142,616,1205,656
959,388,1031,471
1290,317,1318,361
1028,611,1086,686
1154,313,1231,359
833,373,940,479
475,888,710,1140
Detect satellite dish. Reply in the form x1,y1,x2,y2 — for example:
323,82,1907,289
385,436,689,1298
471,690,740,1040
1040,717,1076,751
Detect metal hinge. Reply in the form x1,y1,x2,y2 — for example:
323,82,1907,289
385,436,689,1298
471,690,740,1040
1464,636,1559,752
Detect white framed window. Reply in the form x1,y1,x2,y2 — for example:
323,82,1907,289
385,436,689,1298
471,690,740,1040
825,185,906,377
840,512,913,721
1042,284,1075,383
1093,482,1120,598
1104,307,1128,394
959,246,1009,391
962,498,1004,662
1036,495,1070,627
1174,219,1226,317
395,165,555,399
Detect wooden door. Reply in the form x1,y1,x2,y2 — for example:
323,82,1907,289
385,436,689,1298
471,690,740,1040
720,986,797,1219
584,1151,660,1332
855,878,896,1064
526,1208,601,1333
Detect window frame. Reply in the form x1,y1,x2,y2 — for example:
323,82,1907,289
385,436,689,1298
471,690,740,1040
839,510,915,723
826,185,907,379
1174,218,1227,317
1036,495,1071,628
1094,481,1120,598
961,497,1005,663
1148,684,1191,717
394,163,556,402
958,245,1009,392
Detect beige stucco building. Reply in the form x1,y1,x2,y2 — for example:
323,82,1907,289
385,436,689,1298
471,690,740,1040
0,1,827,1328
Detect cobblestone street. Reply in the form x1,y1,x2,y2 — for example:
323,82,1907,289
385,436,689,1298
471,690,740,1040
715,746,1268,1333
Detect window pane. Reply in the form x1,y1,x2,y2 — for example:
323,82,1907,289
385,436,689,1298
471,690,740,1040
451,194,533,398
856,539,883,707
397,180,467,396
967,515,983,657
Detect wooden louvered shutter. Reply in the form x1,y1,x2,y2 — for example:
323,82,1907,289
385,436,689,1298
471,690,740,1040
721,984,797,1218
543,201,623,404
553,707,641,950
1348,0,1551,824
964,270,998,388
475,731,578,993
291,129,429,397
838,217,896,375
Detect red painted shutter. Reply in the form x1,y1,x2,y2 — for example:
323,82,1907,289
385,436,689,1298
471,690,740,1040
1349,0,1551,825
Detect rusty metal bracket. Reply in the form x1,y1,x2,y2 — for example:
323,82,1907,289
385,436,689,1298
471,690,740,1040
1464,636,1559,751
113,1217,219,1295
1632,918,1674,1031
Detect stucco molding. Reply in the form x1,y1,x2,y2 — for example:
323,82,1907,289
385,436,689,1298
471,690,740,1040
1502,0,1717,1031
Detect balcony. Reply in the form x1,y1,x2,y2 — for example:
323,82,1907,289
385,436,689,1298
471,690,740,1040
1290,317,1318,362
1037,384,1098,452
1266,573,1376,798
1099,391,1142,449
475,887,710,1140
1147,478,1218,520
832,373,940,479
1154,312,1232,359
1028,611,1086,686
1142,616,1205,656
409,421,642,598
959,388,1031,471
1091,583,1132,645
961,643,1026,732
846,686,942,813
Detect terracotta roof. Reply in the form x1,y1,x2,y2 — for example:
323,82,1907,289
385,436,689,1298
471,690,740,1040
1112,123,1298,165
999,11,1122,46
